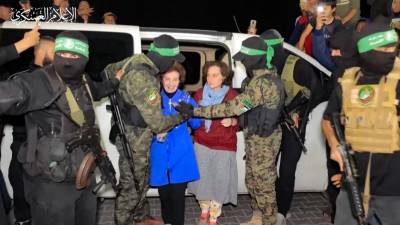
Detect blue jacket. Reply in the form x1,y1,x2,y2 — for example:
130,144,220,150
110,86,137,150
312,20,342,72
149,89,201,186
312,29,336,72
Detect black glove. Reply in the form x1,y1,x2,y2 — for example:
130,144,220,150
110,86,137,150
175,102,194,118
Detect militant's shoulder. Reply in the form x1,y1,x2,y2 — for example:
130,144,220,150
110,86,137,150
10,67,60,101
251,72,276,86
14,68,49,84
124,54,158,72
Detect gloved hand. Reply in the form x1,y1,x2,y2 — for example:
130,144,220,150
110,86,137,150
174,102,194,118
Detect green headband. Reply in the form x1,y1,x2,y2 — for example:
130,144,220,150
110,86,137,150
264,38,284,69
239,46,266,56
239,46,276,69
357,30,398,53
149,43,180,57
55,37,89,58
265,38,284,47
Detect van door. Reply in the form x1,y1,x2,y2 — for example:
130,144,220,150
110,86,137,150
0,22,141,198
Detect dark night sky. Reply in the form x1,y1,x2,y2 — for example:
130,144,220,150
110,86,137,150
2,0,370,39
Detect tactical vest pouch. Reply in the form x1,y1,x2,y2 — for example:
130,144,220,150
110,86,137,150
246,105,281,137
18,135,84,182
340,62,400,153
38,136,70,182
245,72,285,137
117,94,147,128
17,142,42,177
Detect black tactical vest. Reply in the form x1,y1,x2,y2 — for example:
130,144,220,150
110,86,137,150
243,72,285,137
18,66,95,182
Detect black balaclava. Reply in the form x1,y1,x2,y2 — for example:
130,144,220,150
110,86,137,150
53,31,89,85
233,36,268,78
357,22,398,77
260,29,287,74
329,27,359,70
146,34,185,73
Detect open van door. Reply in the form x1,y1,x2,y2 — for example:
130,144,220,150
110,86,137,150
0,22,141,198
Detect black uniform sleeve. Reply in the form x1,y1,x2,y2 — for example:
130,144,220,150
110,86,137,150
293,59,324,113
323,84,342,121
85,72,119,101
0,71,57,115
292,59,325,134
0,45,19,66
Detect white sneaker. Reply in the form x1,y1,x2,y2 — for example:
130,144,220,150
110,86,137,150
276,213,287,225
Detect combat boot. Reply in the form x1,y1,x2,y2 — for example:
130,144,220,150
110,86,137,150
240,210,262,225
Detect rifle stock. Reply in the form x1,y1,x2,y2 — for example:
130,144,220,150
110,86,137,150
331,113,366,225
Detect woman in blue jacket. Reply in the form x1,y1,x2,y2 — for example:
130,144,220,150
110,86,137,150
149,62,201,225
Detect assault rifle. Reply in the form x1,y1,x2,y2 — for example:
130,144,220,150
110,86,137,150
331,113,366,225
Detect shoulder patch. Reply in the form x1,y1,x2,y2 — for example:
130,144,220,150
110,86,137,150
239,98,254,112
146,88,160,106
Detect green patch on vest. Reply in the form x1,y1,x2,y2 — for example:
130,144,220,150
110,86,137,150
358,85,375,105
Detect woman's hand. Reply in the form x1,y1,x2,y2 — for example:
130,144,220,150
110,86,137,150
156,133,167,142
221,118,235,127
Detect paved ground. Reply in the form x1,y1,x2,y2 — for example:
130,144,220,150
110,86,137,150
97,193,333,225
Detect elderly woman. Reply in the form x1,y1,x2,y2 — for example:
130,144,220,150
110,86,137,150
149,62,201,225
188,61,239,225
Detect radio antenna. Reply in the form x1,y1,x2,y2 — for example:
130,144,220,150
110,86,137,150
233,15,242,33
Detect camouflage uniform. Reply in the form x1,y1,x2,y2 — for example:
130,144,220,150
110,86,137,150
105,54,184,225
193,68,284,225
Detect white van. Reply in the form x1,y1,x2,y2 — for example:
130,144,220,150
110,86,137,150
0,22,331,198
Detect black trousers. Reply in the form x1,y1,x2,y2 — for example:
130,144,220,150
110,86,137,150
326,142,341,223
276,125,303,216
8,133,31,222
0,121,9,225
0,191,9,225
158,182,187,225
23,175,97,225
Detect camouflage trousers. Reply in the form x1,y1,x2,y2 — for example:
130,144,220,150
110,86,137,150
115,125,152,225
244,128,282,225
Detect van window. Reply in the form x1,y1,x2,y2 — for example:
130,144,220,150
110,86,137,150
0,29,134,80
181,52,201,85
